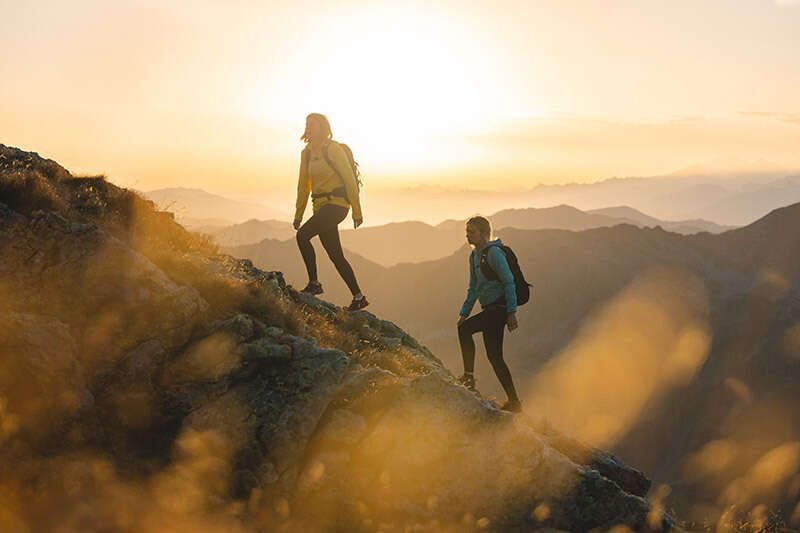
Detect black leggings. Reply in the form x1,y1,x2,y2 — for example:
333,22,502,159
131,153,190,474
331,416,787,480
296,204,361,295
458,305,519,402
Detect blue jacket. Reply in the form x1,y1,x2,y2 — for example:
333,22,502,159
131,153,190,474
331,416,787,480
459,239,518,317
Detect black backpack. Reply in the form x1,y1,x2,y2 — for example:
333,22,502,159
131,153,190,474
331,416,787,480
479,244,532,306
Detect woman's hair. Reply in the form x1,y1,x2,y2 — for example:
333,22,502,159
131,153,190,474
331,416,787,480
300,113,333,143
466,216,492,238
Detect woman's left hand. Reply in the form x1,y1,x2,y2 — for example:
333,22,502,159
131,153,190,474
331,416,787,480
507,312,518,332
354,218,363,229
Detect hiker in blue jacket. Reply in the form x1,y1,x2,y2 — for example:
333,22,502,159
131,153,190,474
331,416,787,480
457,216,522,412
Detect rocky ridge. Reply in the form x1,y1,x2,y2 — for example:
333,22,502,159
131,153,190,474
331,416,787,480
0,144,670,531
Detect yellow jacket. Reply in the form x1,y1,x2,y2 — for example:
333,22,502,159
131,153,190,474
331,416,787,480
294,141,363,222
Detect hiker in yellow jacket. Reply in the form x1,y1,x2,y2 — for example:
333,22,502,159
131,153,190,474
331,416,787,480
294,113,368,311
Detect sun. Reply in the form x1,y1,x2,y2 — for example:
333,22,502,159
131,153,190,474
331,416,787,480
257,4,520,175
313,29,482,168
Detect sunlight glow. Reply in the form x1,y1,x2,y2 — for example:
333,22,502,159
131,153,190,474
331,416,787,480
255,4,523,174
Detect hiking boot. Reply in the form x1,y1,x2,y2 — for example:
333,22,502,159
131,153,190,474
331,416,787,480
500,399,522,413
300,281,323,295
346,295,369,311
457,374,476,391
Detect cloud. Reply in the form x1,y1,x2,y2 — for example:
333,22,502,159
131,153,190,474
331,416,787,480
739,111,800,126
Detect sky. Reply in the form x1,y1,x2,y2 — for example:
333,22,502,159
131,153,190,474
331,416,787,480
2,0,800,200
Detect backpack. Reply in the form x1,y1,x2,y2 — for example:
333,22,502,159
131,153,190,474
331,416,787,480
479,244,532,306
328,142,362,188
303,141,363,188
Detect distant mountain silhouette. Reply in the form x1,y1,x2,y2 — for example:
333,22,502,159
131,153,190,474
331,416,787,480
487,205,730,234
434,205,625,233
216,205,731,267
685,174,800,225
587,205,733,234
357,161,797,226
587,205,665,224
694,198,800,279
145,158,799,233
144,187,287,227
216,219,461,268
203,218,295,246
182,216,237,229
339,221,463,266
523,169,798,224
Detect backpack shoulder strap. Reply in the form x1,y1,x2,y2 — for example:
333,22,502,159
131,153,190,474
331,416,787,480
322,140,338,159
480,244,503,279
481,243,503,261
301,146,311,177
322,141,345,183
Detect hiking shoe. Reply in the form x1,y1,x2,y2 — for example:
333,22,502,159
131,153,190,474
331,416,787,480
500,399,522,413
457,374,476,391
346,295,369,311
300,281,323,295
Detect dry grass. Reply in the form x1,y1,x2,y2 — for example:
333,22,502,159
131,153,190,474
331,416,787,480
0,170,67,214
301,307,361,354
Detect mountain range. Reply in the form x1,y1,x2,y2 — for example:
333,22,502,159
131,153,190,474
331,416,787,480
143,187,288,227
518,162,800,225
141,159,800,231
214,205,732,267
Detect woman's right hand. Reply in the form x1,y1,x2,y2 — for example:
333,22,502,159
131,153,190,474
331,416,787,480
293,219,301,230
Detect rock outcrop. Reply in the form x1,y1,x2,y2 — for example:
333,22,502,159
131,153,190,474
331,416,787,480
0,144,671,531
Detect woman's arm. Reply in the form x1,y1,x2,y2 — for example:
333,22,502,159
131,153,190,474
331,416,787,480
327,142,363,222
294,149,311,223
459,253,479,318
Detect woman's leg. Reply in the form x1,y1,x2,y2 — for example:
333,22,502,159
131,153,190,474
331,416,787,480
296,211,327,283
483,306,520,403
318,206,362,295
458,311,485,375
